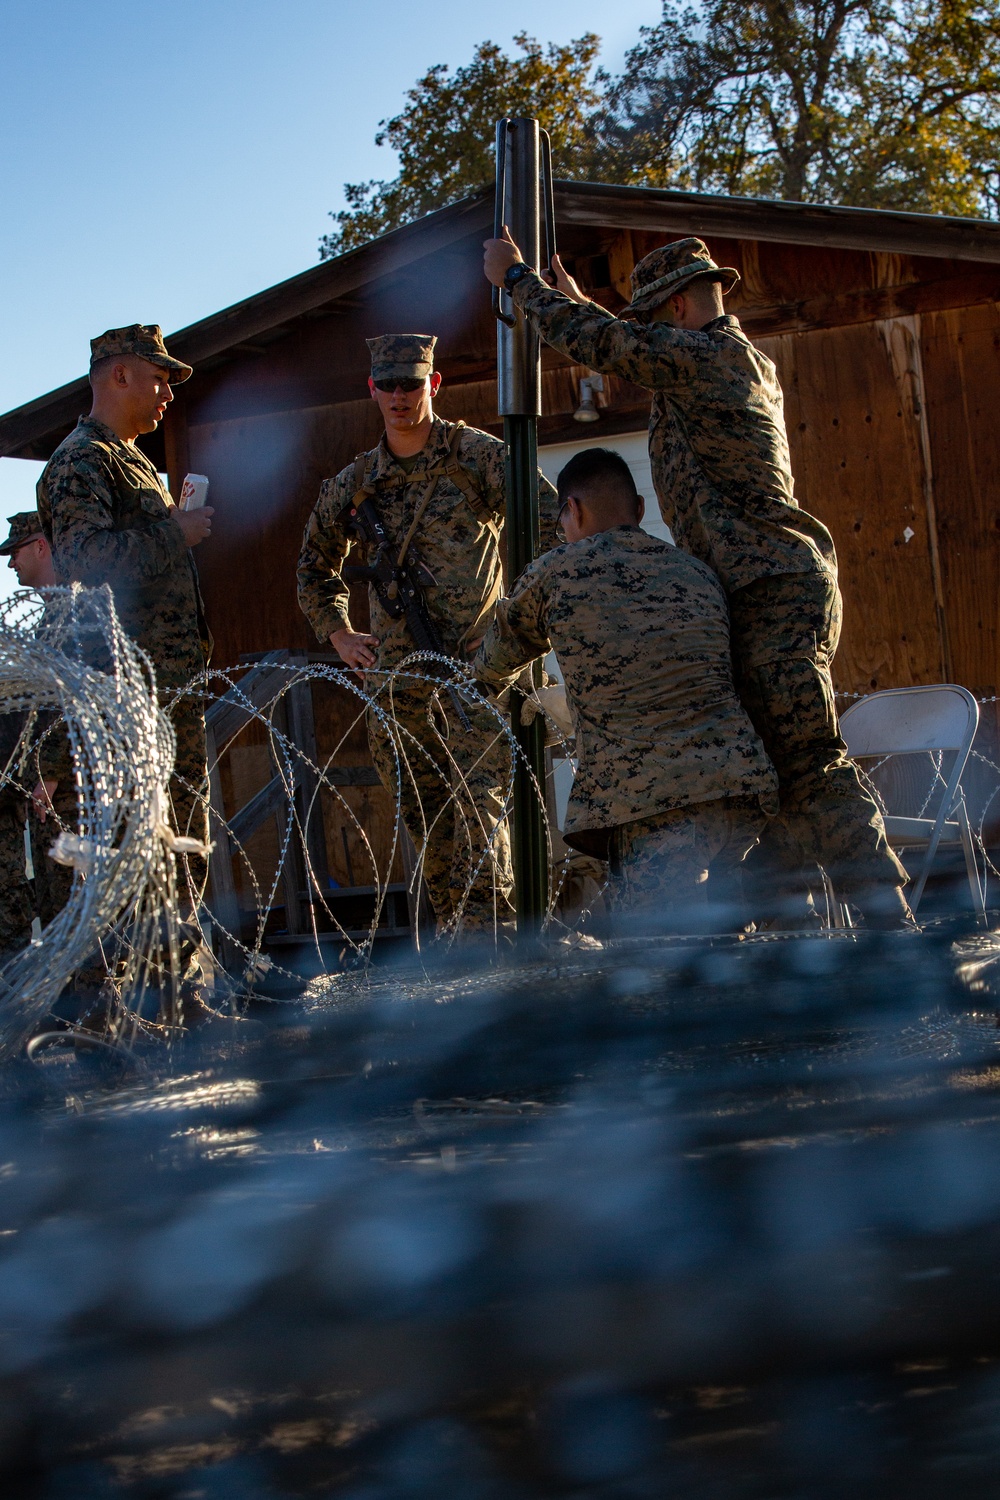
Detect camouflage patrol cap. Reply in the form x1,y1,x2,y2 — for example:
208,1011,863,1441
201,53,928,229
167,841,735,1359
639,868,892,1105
367,334,437,382
0,511,44,556
623,238,740,319
89,324,193,383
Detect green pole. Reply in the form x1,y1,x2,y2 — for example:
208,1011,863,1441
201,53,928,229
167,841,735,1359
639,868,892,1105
504,413,549,930
494,115,550,935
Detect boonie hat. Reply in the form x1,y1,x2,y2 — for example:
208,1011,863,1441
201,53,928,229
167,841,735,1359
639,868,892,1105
623,238,740,318
367,334,437,382
89,324,193,384
0,511,44,556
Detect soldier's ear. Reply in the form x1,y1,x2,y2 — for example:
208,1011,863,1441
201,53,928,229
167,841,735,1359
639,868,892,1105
368,378,378,402
429,372,442,396
636,494,645,524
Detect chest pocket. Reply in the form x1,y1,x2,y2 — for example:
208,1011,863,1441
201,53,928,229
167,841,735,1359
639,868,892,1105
351,423,500,555
137,485,168,521
106,453,167,529
440,450,498,536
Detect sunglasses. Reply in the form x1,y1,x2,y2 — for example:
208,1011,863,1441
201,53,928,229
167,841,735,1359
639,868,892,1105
372,377,426,394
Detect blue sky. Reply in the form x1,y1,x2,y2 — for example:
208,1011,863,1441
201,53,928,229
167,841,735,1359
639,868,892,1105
0,0,660,587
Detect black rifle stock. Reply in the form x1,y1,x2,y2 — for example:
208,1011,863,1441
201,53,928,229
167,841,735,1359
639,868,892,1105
342,497,472,730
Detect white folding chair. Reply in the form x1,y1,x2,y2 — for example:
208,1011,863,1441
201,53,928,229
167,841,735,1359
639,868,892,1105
837,684,986,923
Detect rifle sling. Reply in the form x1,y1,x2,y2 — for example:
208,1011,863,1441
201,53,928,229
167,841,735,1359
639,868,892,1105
350,422,489,557
349,421,499,652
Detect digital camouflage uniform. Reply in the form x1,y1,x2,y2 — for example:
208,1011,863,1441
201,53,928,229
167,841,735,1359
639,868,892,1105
297,336,559,933
509,244,908,915
474,525,778,932
0,515,44,949
37,334,212,904
0,512,79,932
0,709,32,957
26,723,75,931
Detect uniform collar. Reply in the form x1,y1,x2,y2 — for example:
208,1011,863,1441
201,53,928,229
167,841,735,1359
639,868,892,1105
76,414,154,464
77,414,129,447
596,524,653,544
375,416,451,477
701,313,741,334
568,525,653,554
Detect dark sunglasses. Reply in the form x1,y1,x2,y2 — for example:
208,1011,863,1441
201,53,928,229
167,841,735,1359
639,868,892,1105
372,377,426,394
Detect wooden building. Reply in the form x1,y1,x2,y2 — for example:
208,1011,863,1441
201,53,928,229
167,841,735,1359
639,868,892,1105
4,181,1000,925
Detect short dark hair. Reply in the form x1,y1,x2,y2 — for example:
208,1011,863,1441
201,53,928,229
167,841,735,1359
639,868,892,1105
556,447,640,514
88,353,120,388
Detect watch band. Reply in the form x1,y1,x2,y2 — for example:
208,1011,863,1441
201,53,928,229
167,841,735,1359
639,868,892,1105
503,261,533,293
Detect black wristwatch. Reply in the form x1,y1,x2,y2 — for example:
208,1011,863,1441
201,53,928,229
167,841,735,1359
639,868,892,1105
503,261,533,293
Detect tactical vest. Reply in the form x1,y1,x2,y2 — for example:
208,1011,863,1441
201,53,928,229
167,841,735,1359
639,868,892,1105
349,421,503,649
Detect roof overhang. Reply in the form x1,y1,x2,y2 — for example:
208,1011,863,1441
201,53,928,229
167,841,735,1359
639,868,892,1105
556,180,1000,261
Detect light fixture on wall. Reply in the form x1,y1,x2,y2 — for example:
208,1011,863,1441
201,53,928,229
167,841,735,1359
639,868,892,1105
574,374,604,423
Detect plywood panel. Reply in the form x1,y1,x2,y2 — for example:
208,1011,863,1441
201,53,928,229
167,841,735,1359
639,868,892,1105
320,784,404,890
761,320,944,693
921,303,1000,697
217,741,284,914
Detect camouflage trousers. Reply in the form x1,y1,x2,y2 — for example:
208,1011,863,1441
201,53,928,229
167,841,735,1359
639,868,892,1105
606,794,767,935
368,682,515,933
728,571,908,906
0,803,33,957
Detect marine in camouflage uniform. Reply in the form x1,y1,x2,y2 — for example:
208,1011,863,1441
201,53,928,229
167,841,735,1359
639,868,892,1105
297,334,558,935
473,473,777,933
0,685,32,957
491,236,909,924
0,511,75,932
36,326,213,906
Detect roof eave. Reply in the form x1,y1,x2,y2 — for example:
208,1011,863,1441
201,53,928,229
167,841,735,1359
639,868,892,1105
554,180,1000,262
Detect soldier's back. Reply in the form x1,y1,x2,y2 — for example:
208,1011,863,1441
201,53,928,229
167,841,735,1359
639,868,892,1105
531,527,776,839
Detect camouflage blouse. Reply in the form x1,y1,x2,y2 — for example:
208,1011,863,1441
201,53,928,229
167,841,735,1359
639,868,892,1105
474,526,778,851
297,417,558,670
36,417,210,688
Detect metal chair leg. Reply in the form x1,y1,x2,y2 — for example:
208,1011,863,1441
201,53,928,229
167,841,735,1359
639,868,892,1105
956,795,987,926
821,869,851,929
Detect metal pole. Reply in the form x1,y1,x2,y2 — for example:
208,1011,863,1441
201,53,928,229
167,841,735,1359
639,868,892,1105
494,117,549,933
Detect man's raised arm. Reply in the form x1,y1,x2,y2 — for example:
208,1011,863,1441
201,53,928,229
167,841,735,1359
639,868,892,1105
483,229,704,390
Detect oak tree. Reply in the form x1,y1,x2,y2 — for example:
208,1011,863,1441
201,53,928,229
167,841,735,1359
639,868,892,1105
590,0,1000,214
320,32,601,257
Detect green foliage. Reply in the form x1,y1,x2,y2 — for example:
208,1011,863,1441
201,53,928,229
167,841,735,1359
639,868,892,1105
319,33,601,258
320,0,1000,259
592,0,1000,213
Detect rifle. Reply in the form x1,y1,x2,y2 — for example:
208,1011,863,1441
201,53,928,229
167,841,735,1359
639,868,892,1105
342,496,472,730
